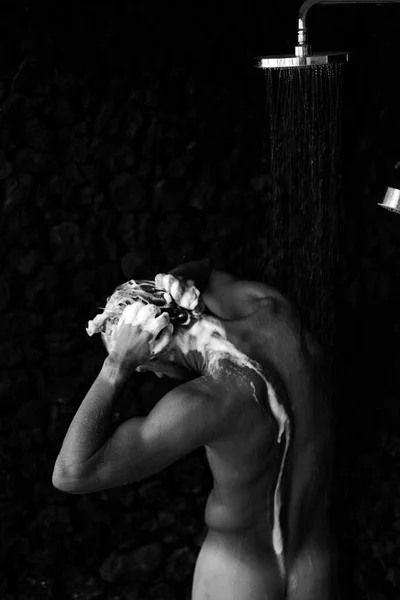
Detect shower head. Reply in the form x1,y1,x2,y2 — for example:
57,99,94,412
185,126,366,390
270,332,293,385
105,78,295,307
255,51,348,69
255,0,351,69
256,0,400,69
378,160,400,215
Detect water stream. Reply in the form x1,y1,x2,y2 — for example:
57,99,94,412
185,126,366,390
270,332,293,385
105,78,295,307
260,64,344,346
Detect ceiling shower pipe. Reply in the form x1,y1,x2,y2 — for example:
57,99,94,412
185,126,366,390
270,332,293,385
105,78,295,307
297,0,400,57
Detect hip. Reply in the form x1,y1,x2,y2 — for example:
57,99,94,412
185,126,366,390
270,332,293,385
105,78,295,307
192,528,284,600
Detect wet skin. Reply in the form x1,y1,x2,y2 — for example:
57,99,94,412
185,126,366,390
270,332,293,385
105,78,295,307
54,261,336,600
143,266,337,600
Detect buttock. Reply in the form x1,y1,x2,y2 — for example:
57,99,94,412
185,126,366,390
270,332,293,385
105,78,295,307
192,529,284,600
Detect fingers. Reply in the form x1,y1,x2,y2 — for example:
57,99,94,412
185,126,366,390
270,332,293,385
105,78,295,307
150,323,174,355
118,302,172,340
180,285,200,310
136,303,159,326
120,302,159,326
119,302,144,326
155,272,202,312
142,311,170,337
155,273,185,304
154,273,169,290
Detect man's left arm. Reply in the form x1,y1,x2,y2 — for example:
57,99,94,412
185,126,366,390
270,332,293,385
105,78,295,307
52,368,226,494
53,301,172,492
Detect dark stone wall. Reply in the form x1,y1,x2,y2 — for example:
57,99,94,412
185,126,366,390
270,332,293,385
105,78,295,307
1,1,400,599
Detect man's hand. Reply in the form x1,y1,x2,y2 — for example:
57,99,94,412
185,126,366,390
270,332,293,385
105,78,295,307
155,273,204,314
110,302,173,372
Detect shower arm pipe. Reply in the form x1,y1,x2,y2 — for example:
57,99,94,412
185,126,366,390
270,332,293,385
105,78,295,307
297,0,400,54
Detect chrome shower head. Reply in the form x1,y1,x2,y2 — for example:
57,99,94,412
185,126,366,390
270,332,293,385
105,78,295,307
255,51,348,69
256,0,400,69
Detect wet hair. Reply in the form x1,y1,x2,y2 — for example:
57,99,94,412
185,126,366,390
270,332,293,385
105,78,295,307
105,279,198,328
86,278,201,352
86,279,200,352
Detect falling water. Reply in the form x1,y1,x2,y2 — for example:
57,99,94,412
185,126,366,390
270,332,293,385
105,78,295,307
259,64,344,346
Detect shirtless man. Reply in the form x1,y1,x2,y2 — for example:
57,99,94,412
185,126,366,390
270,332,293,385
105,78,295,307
52,259,337,600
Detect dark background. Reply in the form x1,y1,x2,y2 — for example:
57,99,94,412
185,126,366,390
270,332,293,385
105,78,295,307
1,1,400,599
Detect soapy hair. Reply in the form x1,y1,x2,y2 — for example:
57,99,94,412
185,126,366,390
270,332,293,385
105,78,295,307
105,279,197,327
86,279,200,351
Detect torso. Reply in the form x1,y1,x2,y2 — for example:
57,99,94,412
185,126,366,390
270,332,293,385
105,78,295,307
191,276,336,599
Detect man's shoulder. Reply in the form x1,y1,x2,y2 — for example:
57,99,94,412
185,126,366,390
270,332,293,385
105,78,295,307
175,365,265,428
203,270,291,320
168,375,231,411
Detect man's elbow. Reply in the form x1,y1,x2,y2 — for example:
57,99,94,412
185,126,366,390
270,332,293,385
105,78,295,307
52,461,88,494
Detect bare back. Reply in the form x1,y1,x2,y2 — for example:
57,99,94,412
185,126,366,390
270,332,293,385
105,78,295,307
192,274,336,600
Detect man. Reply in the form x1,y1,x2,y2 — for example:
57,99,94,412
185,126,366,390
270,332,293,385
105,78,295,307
53,260,336,600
